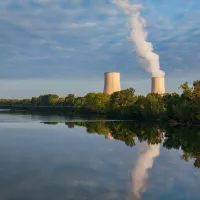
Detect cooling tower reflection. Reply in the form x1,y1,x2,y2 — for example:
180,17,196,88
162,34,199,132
132,143,160,199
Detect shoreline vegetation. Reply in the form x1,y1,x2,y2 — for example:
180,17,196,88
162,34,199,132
0,80,200,125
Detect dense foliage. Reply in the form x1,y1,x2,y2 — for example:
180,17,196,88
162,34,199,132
1,80,200,124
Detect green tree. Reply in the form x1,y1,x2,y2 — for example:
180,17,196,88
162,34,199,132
163,93,180,120
179,82,193,101
38,94,59,106
85,93,110,114
193,80,200,98
57,97,65,106
65,94,75,106
31,97,38,106
138,94,166,120
109,88,136,118
74,97,86,112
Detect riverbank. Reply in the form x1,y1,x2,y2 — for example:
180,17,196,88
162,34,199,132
1,80,200,125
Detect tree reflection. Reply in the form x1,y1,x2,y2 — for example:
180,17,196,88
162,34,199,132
164,126,200,168
42,121,200,168
43,122,59,125
134,125,165,145
108,122,136,147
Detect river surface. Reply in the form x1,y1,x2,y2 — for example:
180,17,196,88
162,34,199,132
0,111,200,200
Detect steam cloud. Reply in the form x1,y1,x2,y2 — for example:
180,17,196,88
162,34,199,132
113,0,165,77
132,144,160,199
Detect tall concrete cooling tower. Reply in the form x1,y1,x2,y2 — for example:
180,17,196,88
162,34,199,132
151,77,165,95
103,72,121,95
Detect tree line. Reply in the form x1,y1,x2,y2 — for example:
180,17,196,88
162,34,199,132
42,121,200,169
1,80,200,124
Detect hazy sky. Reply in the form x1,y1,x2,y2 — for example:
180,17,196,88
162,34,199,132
0,0,200,98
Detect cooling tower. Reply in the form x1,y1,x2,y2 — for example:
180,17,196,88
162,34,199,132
103,72,121,95
151,77,165,95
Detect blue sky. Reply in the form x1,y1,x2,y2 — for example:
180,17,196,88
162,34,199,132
0,0,200,98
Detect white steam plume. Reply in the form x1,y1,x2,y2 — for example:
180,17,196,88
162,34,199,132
113,0,165,77
132,144,160,199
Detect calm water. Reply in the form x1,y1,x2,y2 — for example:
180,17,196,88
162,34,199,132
0,112,200,200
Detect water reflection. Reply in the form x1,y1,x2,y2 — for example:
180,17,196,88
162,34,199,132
0,113,200,199
132,143,160,199
42,121,200,169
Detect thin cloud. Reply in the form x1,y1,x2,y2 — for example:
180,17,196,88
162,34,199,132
0,0,200,97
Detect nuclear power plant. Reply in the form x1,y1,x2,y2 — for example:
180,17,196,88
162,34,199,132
103,72,121,95
103,72,166,95
151,77,166,95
